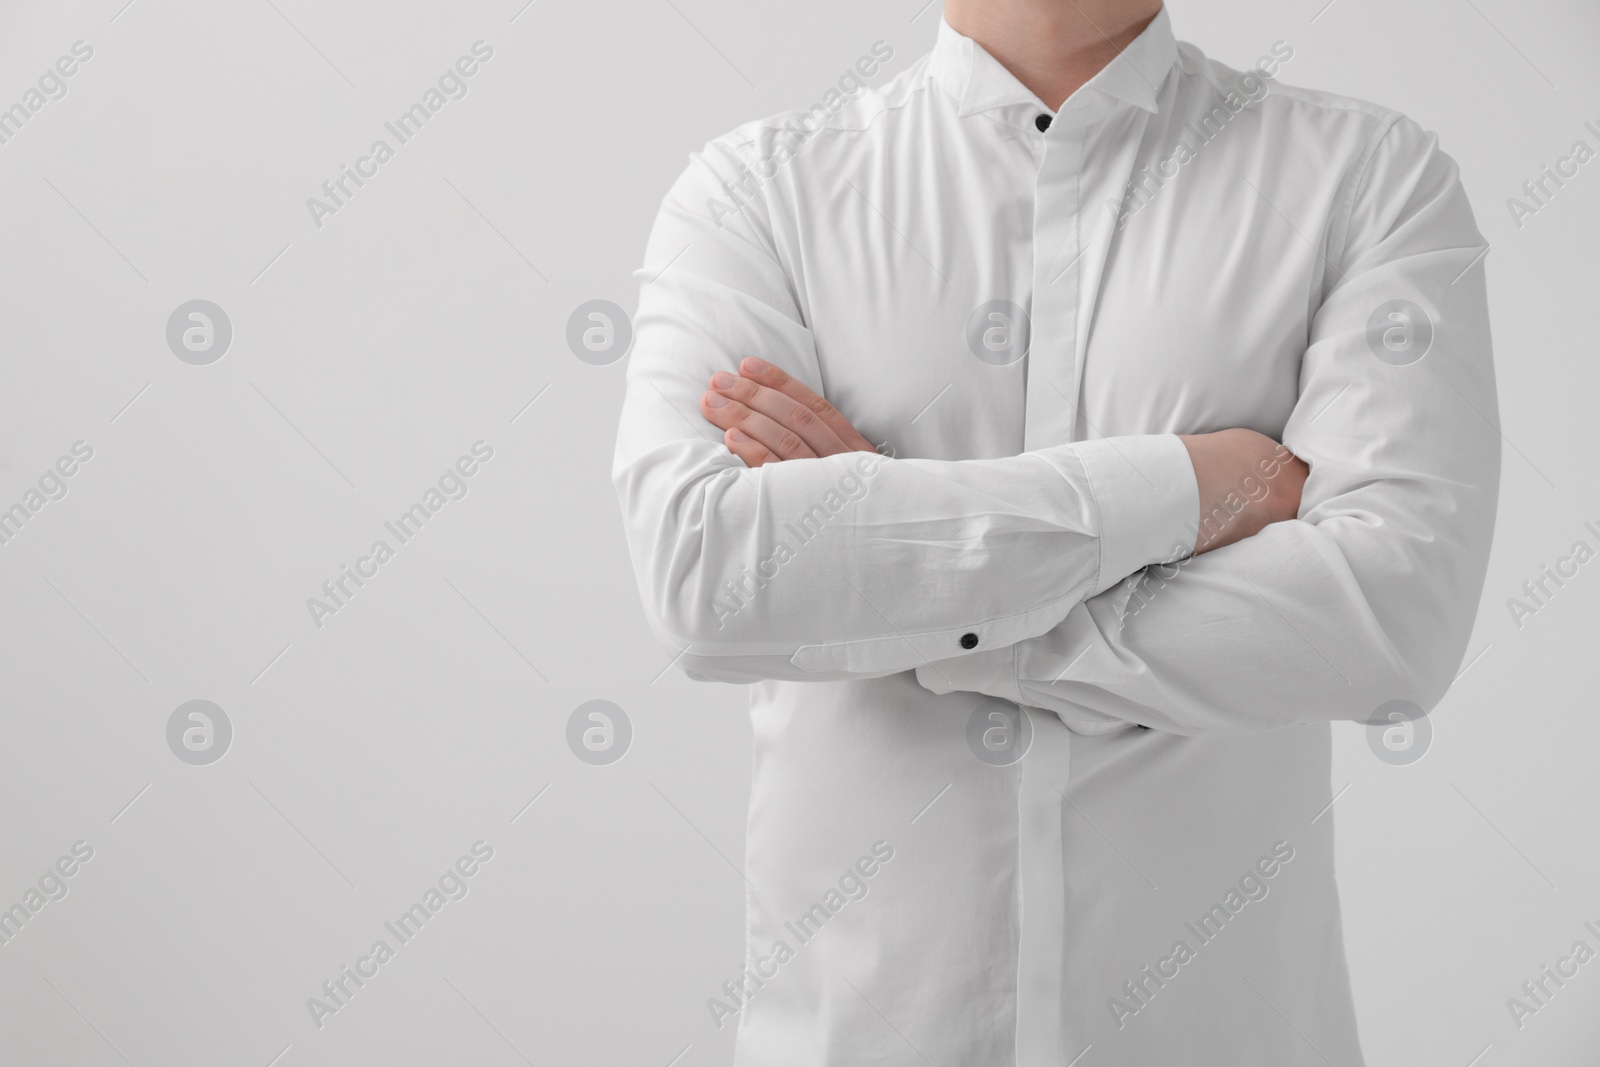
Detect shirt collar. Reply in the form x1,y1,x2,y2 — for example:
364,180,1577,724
928,6,1178,118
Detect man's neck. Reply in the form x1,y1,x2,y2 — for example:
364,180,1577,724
943,0,1163,111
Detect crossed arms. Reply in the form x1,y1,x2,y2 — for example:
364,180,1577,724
612,122,1500,735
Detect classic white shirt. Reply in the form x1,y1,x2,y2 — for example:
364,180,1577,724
613,9,1498,1065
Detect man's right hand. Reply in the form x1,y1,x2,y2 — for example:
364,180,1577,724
1179,429,1309,555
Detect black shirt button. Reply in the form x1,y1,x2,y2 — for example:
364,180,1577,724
1035,113,1052,132
960,633,979,649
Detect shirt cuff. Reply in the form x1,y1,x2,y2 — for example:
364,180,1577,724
914,643,1022,704
1073,434,1197,595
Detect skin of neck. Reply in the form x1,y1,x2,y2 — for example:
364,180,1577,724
942,0,1163,110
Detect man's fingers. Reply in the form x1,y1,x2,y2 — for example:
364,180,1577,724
737,357,877,452
699,392,819,461
708,371,848,456
724,428,774,467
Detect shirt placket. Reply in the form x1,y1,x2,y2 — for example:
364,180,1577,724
1014,93,1128,1067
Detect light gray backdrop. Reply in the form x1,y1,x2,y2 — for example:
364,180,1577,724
1,0,1595,1064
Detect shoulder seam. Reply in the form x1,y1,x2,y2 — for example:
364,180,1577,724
1326,112,1405,280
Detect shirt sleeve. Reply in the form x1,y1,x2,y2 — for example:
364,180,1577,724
916,116,1500,734
613,138,1198,684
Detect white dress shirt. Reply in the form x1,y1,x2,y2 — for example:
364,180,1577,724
613,9,1498,1065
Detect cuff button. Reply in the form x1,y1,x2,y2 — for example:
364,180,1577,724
959,633,979,649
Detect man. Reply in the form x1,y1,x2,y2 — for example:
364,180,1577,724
613,0,1498,1062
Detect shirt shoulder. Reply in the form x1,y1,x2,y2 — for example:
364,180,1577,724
659,46,932,247
1170,41,1474,263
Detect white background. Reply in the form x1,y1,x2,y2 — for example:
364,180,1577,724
0,0,1595,1064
